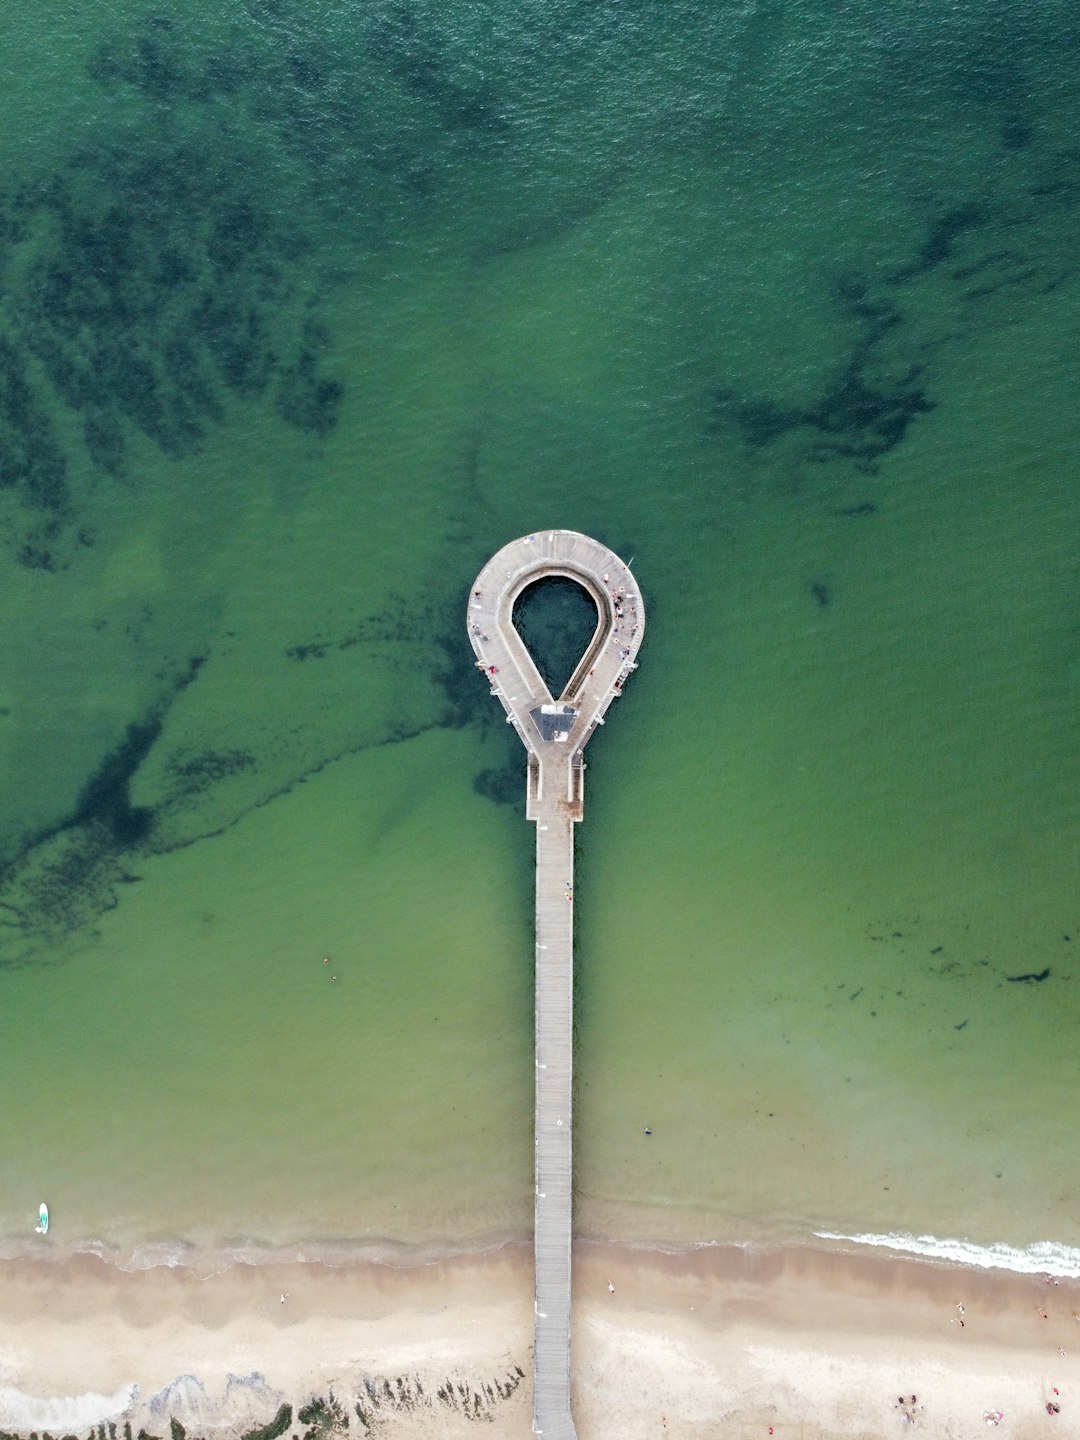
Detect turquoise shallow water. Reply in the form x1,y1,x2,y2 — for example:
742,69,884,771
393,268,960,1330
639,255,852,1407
0,0,1078,1265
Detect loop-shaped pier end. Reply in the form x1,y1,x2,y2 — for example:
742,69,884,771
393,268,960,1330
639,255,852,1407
467,531,644,1440
467,530,645,821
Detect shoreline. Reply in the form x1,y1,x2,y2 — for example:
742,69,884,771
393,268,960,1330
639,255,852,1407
5,1218,1080,1279
1,1239,1077,1438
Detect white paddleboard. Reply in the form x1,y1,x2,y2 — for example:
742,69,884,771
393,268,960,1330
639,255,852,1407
35,1202,48,1235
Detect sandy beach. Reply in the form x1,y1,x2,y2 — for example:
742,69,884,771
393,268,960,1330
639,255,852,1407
0,1241,1075,1440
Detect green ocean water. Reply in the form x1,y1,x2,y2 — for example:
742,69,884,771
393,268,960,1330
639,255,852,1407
0,0,1078,1266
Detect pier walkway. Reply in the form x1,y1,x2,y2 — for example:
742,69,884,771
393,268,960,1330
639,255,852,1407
467,532,645,1440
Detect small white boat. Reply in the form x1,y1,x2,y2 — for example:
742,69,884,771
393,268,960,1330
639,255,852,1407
35,1202,49,1235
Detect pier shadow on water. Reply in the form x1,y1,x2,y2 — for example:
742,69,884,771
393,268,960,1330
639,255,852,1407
512,577,598,697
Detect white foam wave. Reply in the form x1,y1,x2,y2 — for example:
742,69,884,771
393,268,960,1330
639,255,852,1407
0,1383,137,1431
123,1240,196,1271
815,1229,1080,1277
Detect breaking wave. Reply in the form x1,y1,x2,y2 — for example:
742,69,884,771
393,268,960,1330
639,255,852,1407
815,1229,1080,1277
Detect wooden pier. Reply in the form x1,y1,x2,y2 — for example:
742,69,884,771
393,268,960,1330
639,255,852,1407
467,532,645,1440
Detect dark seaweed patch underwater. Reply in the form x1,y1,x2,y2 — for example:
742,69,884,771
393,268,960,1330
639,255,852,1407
0,37,338,562
0,2,522,570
